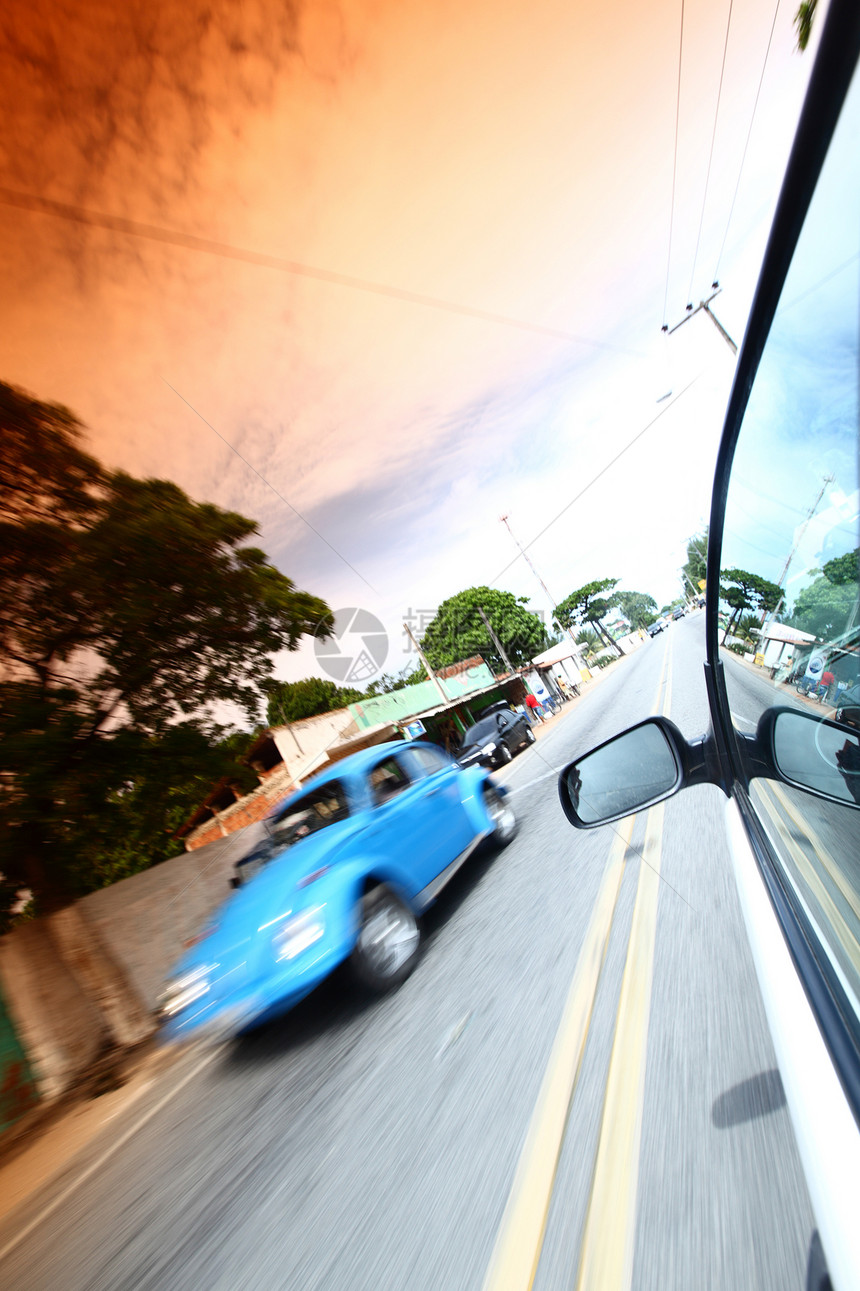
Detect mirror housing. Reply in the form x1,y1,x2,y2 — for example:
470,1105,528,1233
756,706,860,809
558,717,715,829
557,706,860,831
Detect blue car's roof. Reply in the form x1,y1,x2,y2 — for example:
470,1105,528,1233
267,740,449,819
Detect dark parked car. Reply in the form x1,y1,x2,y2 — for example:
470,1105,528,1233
458,706,535,768
646,621,663,637
834,683,860,731
559,8,860,1284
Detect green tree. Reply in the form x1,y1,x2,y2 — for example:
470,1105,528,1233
735,613,762,648
419,587,550,673
69,724,260,898
682,527,708,594
612,590,658,630
0,381,104,526
574,627,602,661
362,664,428,696
554,579,622,656
794,1,818,51
822,547,859,587
0,382,333,915
719,569,783,645
265,677,367,725
787,576,857,642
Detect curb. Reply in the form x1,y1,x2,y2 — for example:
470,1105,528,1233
0,1038,186,1226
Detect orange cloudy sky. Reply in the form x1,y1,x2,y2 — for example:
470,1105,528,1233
1,0,819,688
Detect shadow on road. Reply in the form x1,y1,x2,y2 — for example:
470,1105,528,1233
219,835,511,1071
711,1068,786,1128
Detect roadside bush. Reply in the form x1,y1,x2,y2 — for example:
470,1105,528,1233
591,653,615,669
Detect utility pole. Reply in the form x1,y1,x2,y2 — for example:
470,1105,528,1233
680,569,699,600
274,700,304,754
402,621,449,705
478,606,515,673
664,285,737,355
499,515,590,667
775,475,834,596
760,475,834,639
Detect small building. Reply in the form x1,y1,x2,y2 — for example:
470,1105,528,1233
757,623,816,672
530,641,590,690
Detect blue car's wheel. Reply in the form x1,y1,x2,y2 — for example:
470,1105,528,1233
484,784,517,846
350,885,421,992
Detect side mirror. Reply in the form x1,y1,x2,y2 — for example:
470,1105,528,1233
558,718,686,828
763,707,860,808
229,875,240,889
557,707,860,833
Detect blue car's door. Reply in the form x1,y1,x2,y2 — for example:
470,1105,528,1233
363,750,475,898
406,742,477,853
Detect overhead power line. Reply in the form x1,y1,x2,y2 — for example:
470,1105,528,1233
686,0,735,305
0,185,643,358
666,286,737,353
662,0,687,329
163,380,378,594
491,375,702,588
714,0,782,282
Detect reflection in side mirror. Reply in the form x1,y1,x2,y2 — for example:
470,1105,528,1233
771,710,860,808
559,719,683,828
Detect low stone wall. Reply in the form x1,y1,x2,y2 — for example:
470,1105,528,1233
77,821,265,1013
0,919,104,1102
0,821,263,1104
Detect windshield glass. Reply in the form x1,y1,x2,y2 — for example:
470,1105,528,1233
266,781,351,848
461,718,499,746
235,780,351,884
720,60,860,1009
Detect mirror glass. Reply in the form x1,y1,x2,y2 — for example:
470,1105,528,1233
719,60,860,1012
772,711,860,807
562,721,680,825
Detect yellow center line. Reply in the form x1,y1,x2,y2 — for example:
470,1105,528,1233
482,620,674,1291
573,632,673,1289
658,631,673,721
574,802,665,1291
481,816,635,1291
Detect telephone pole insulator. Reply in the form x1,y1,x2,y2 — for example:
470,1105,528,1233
666,287,737,355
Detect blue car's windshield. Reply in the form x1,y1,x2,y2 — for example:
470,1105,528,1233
235,781,351,884
266,781,351,849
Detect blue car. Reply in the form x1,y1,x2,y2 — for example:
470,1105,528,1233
158,741,516,1041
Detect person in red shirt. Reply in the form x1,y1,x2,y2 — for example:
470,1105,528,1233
524,692,543,723
820,669,836,700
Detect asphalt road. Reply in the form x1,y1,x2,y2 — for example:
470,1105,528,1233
0,613,818,1290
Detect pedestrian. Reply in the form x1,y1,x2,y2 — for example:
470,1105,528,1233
524,692,542,723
